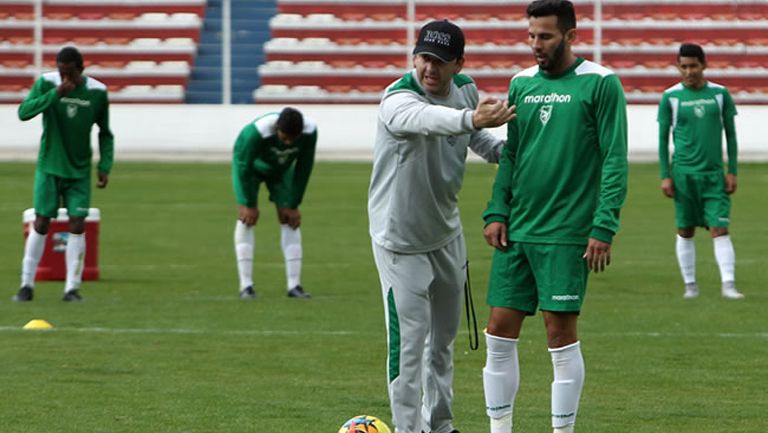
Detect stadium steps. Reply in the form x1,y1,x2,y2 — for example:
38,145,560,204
186,0,276,104
231,1,276,103
186,0,223,103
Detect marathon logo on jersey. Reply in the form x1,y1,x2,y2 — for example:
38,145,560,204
551,294,580,302
681,98,716,107
60,97,91,107
523,92,572,104
694,105,706,118
523,93,571,126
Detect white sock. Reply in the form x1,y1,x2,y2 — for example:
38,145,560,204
484,332,519,433
21,229,47,288
675,235,696,284
550,341,584,429
234,221,254,290
280,224,302,290
65,233,85,292
713,235,735,283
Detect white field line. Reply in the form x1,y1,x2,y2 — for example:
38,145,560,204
0,326,766,339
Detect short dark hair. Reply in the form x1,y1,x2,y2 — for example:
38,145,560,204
527,0,577,33
678,43,706,64
277,107,304,137
56,46,84,69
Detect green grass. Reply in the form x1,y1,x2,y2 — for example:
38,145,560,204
0,161,766,433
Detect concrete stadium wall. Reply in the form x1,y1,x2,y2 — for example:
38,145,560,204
1,104,766,161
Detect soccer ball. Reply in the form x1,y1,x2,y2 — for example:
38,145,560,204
337,415,392,433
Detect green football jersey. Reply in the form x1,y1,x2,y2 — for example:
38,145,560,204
18,72,114,179
484,58,628,245
657,81,738,178
232,112,317,208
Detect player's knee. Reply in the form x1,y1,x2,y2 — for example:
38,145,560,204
711,227,729,238
69,218,85,234
33,217,50,234
485,322,519,339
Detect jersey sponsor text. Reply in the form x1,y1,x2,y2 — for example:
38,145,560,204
551,294,580,301
524,92,572,104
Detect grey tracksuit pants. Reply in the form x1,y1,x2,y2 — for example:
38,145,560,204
372,234,466,433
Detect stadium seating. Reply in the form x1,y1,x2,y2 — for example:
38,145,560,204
255,0,768,104
0,0,205,103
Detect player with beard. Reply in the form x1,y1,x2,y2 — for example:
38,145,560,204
480,1,628,432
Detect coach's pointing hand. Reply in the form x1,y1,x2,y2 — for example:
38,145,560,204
472,97,516,129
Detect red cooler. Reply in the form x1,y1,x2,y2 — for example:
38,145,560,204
23,208,100,281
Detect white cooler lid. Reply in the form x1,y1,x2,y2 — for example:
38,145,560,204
23,208,101,223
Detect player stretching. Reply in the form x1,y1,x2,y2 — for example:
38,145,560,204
13,46,114,303
232,107,316,300
481,1,628,432
658,43,744,300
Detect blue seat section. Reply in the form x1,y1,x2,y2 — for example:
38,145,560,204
186,0,276,104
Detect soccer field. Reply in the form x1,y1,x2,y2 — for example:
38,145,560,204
0,161,766,433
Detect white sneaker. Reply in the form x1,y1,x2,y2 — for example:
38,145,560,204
683,283,700,299
721,281,744,300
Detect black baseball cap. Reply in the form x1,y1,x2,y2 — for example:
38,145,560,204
412,20,465,62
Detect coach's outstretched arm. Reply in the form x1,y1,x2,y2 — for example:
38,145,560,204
381,92,513,137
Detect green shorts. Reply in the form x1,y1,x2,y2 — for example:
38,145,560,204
33,169,91,218
257,167,294,208
487,242,589,314
672,171,730,229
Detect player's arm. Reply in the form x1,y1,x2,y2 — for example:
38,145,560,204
95,91,114,188
482,86,519,250
232,125,261,209
592,74,629,246
17,77,58,121
287,130,317,208
585,75,628,272
722,90,738,193
657,93,674,197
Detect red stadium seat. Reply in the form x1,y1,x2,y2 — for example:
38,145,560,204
1,1,204,102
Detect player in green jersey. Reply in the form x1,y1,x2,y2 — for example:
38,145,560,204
232,107,317,300
658,43,744,300
481,2,628,433
13,46,114,303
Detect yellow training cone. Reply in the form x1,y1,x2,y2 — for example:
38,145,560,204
23,319,54,330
